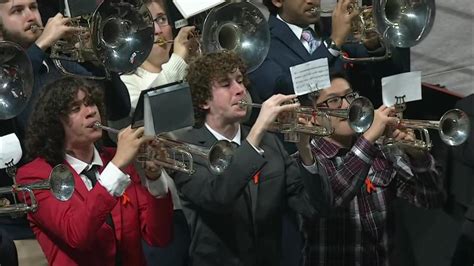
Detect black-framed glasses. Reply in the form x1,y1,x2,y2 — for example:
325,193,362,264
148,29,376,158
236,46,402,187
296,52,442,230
317,91,359,109
153,14,169,27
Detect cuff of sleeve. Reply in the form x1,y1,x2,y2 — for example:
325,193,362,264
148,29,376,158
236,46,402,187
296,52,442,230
352,136,378,164
98,163,132,197
327,48,341,57
248,142,265,156
145,169,170,198
302,160,319,174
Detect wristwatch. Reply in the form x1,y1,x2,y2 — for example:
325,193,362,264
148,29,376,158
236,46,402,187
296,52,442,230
325,38,341,51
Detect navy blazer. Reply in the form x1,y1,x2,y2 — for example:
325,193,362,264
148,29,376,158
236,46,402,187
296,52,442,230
170,125,331,266
249,15,370,103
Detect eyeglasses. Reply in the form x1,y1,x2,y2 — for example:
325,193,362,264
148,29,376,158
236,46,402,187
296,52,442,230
153,15,169,27
317,91,359,109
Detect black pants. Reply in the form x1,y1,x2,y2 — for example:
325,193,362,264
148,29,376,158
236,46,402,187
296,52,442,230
143,210,191,266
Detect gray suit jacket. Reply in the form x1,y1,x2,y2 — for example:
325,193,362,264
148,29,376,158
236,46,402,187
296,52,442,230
170,125,331,266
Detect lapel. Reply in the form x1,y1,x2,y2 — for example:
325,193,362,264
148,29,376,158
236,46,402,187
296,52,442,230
240,127,259,236
64,155,123,241
269,16,311,62
97,155,123,242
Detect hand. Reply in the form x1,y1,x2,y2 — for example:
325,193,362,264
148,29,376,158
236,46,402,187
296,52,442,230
140,139,166,180
112,126,154,171
35,13,83,51
363,105,399,143
247,94,299,147
361,29,381,50
330,0,360,47
295,116,316,166
173,26,197,61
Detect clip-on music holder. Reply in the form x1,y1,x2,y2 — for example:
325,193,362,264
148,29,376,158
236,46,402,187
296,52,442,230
131,81,195,135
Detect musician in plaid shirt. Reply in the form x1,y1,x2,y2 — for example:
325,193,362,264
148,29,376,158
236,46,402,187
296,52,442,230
296,73,445,266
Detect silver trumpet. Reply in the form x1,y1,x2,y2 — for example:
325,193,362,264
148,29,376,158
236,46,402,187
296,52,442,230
93,122,235,175
238,99,334,140
0,164,75,216
381,109,471,150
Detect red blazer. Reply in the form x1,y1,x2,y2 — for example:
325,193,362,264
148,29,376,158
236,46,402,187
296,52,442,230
16,148,173,266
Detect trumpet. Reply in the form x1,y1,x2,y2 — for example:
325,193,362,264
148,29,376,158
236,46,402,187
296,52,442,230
238,100,334,139
93,122,235,175
379,109,471,150
0,164,74,216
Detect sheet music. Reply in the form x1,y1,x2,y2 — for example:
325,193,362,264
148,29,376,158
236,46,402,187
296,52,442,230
173,0,224,18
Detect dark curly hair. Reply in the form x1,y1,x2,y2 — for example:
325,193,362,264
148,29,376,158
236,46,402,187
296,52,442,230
25,77,106,166
262,0,279,16
185,51,248,127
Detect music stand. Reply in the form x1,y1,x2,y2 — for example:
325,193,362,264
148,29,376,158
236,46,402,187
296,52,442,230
131,81,195,135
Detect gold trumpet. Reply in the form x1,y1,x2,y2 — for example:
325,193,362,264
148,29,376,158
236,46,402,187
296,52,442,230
93,122,235,175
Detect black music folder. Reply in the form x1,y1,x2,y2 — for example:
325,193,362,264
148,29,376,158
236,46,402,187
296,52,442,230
131,81,195,135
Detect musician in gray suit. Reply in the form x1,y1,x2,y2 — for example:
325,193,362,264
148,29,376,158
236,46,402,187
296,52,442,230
170,51,332,266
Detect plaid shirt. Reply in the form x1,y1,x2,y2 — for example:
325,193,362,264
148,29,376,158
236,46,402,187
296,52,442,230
303,136,445,266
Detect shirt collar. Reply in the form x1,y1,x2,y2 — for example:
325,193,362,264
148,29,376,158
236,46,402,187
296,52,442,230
65,147,104,174
276,14,316,40
311,137,349,159
205,123,241,145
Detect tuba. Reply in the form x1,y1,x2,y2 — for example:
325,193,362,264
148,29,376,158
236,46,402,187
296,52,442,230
40,0,154,79
197,1,270,72
0,41,33,120
0,164,75,216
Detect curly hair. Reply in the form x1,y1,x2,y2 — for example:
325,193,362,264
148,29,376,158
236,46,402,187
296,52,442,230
185,51,248,127
24,77,106,166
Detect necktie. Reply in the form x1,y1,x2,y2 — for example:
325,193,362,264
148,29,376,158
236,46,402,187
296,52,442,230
301,28,320,54
81,165,122,266
82,165,98,187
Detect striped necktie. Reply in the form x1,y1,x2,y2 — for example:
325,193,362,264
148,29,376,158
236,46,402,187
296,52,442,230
301,28,320,54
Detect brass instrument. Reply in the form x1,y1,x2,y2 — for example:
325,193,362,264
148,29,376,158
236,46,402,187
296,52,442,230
316,96,375,133
0,41,33,120
0,164,75,216
42,0,154,79
197,1,270,72
312,0,435,62
238,99,334,141
93,122,235,175
379,109,471,150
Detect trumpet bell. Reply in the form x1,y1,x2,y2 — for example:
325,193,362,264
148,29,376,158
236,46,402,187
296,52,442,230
201,2,270,73
439,109,470,146
348,97,375,133
0,42,33,120
49,164,75,201
208,140,235,175
91,0,154,73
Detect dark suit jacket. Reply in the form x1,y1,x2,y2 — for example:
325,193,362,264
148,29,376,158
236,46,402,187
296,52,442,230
248,15,370,103
170,125,331,266
16,147,173,266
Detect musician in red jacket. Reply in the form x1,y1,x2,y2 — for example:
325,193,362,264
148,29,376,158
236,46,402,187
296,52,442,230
16,76,173,266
